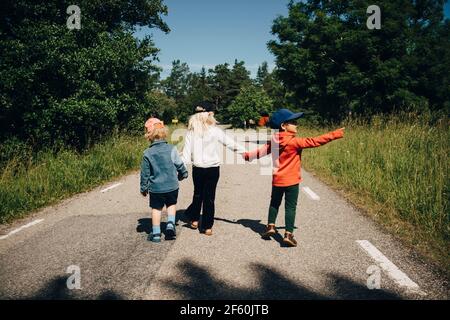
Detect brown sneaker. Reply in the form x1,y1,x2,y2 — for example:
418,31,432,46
261,224,277,239
283,232,297,247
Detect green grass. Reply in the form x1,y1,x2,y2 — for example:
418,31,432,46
297,114,449,273
0,125,185,224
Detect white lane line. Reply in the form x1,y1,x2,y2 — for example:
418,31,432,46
302,186,320,200
356,240,426,295
0,219,44,240
100,182,122,193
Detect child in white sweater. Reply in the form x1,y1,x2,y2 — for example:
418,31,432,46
181,102,245,235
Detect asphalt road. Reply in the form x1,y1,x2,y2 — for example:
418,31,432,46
0,136,448,300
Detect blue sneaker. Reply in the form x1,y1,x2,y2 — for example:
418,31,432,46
147,233,161,243
165,222,176,240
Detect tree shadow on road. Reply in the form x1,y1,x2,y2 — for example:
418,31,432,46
17,263,403,300
160,259,402,300
214,217,297,247
20,276,125,300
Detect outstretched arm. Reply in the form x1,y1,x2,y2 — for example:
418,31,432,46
243,141,271,161
215,127,246,154
294,128,345,149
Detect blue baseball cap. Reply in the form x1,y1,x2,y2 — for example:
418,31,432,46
269,109,304,129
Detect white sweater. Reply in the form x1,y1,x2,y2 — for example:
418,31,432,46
181,126,245,168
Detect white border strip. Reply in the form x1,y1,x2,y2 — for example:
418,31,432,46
0,219,44,240
302,186,320,200
356,240,426,295
100,182,122,193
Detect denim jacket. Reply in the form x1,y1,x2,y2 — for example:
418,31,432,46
140,140,188,194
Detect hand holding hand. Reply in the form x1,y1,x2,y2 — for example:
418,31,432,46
178,172,188,181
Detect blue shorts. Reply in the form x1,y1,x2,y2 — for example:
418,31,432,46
149,189,179,210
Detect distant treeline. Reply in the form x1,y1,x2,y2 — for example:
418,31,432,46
1,0,449,155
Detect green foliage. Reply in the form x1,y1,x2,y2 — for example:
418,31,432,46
145,90,178,124
181,67,213,121
0,0,169,150
160,60,191,104
226,85,273,128
0,134,146,223
268,0,450,120
256,61,270,86
208,60,252,122
160,59,254,123
0,126,184,224
255,62,295,110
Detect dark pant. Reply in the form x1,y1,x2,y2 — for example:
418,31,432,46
186,166,220,230
267,184,299,233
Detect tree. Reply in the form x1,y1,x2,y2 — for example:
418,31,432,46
208,63,233,113
226,85,273,128
255,62,292,110
256,61,270,86
161,60,191,104
268,0,450,121
0,0,169,150
182,67,213,121
229,59,252,98
145,90,178,124
208,60,252,122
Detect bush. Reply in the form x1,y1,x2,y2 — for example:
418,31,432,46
226,85,273,128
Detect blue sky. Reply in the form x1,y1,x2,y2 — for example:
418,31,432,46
135,0,450,79
135,0,290,78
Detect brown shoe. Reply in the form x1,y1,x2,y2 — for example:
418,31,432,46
190,221,199,229
283,232,297,247
261,224,277,239
204,229,213,236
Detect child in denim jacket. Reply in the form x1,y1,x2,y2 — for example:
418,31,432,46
140,118,188,242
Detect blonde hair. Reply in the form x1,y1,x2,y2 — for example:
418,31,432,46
188,112,217,136
145,126,169,142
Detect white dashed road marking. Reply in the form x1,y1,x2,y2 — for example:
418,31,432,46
0,219,44,240
100,182,122,193
302,186,320,200
356,240,426,295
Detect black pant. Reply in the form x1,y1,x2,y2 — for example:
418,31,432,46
186,166,220,229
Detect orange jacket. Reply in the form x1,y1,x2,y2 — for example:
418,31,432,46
258,116,269,127
244,129,344,187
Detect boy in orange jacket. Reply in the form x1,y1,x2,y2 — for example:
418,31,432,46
243,109,344,247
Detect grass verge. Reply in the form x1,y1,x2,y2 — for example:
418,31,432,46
0,125,185,224
297,114,449,274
